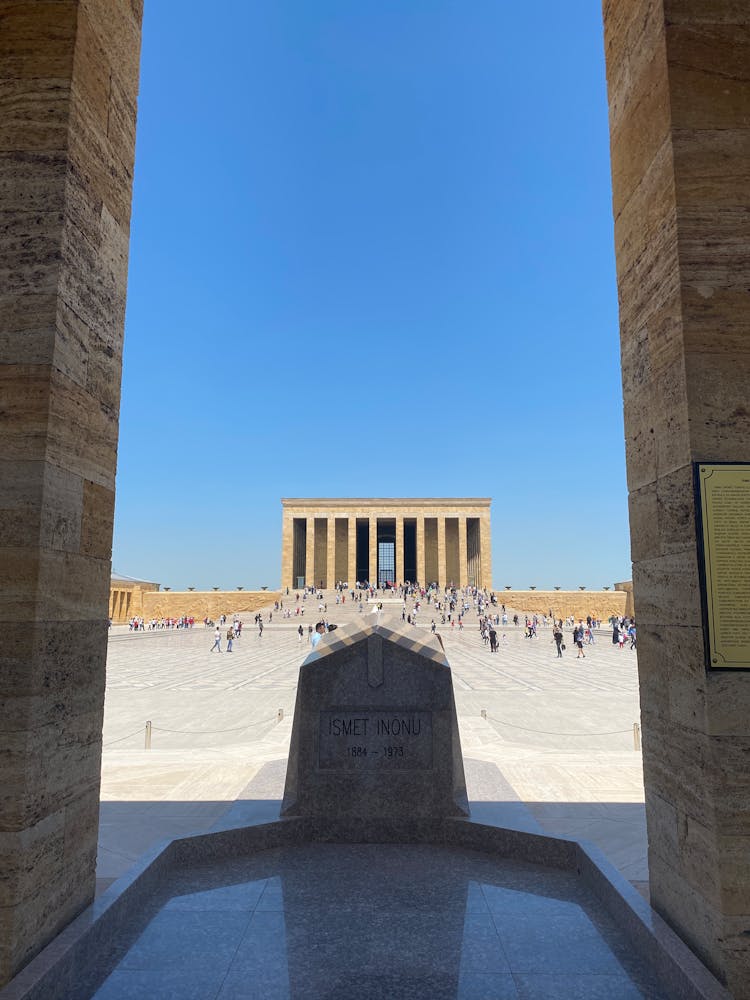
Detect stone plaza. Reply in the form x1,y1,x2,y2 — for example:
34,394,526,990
43,599,713,1000
96,599,647,894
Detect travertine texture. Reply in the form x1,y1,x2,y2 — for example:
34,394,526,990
0,0,142,986
500,589,629,621
108,575,159,623
107,582,280,624
141,589,280,622
281,498,493,590
603,1,750,994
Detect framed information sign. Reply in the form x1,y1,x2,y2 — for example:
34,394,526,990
695,463,750,670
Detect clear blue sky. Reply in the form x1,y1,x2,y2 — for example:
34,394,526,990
112,0,631,591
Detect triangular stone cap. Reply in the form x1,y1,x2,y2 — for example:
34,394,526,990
302,620,449,669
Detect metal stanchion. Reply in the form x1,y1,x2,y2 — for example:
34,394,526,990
277,709,284,723
633,721,641,751
480,709,487,720
145,720,152,750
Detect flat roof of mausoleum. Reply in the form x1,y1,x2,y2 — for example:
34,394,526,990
282,498,491,507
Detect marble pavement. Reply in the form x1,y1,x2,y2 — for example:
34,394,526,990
99,600,647,895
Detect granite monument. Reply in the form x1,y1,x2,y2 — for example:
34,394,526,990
281,622,469,820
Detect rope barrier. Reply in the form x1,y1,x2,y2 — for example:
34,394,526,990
103,728,144,747
103,715,278,747
484,715,632,737
150,717,277,736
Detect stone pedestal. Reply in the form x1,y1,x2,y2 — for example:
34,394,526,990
282,622,469,821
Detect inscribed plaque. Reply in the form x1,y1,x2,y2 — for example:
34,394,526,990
318,710,433,770
697,464,750,669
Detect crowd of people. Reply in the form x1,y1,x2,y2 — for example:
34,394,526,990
122,616,195,630
116,582,636,666
208,614,259,652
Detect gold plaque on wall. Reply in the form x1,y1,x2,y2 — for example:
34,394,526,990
696,464,750,669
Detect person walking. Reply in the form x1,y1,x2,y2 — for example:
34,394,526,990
210,626,221,653
298,624,303,642
226,627,234,652
574,624,585,658
553,623,564,657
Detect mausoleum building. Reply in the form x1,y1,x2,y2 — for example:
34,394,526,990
281,498,492,590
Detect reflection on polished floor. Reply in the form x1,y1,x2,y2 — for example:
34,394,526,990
89,844,663,1000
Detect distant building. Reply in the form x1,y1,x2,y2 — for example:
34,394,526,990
281,498,492,590
109,572,160,623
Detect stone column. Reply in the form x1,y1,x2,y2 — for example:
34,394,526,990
458,516,468,588
604,3,750,992
416,516,426,587
0,2,143,986
395,515,404,586
369,516,378,586
437,517,447,589
305,517,315,588
326,517,336,589
347,516,357,587
281,512,292,590
479,514,492,591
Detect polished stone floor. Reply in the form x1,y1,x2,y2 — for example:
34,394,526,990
88,844,663,1000
100,599,647,894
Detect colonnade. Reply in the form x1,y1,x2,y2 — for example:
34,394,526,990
281,500,492,591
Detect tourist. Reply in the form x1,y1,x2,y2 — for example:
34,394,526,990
298,624,303,642
553,623,564,657
210,627,221,653
574,623,585,658
226,627,234,653
311,621,325,648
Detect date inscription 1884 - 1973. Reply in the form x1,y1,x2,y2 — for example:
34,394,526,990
318,710,433,771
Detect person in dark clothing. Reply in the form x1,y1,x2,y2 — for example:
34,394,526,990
553,624,564,657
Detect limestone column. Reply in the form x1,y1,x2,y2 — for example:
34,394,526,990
604,3,750,992
0,2,143,986
479,514,492,591
281,512,292,590
416,516,426,587
326,517,336,589
305,517,315,588
458,516,468,588
437,516,447,589
395,515,404,586
369,516,378,586
347,516,357,587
